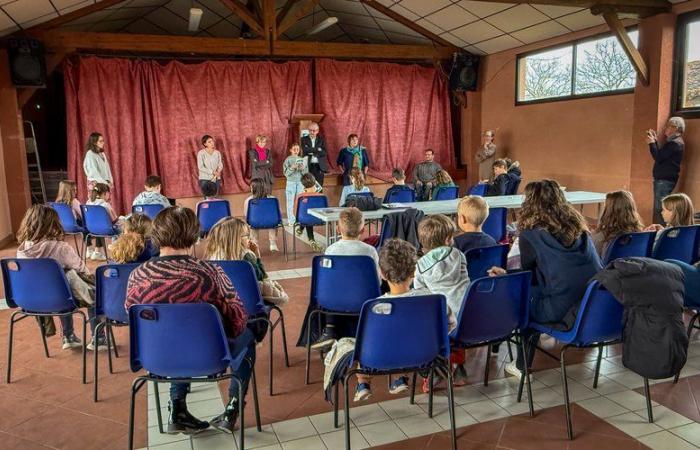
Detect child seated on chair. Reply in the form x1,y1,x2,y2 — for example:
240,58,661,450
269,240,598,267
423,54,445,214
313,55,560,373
85,183,119,261
55,179,81,222
354,238,428,402
429,170,457,200
591,191,644,257
312,208,379,353
110,213,159,263
243,178,279,253
415,214,469,387
16,204,107,351
453,195,497,254
483,159,510,197
383,168,414,202
645,193,694,235
339,168,371,206
132,175,170,208
294,173,324,253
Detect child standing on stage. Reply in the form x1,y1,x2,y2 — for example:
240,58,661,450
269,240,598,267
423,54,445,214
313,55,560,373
283,143,308,226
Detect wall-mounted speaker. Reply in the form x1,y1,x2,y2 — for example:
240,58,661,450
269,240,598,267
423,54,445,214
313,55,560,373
8,38,47,87
449,52,480,92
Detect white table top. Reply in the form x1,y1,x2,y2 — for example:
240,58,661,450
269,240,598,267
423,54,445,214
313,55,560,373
308,191,606,223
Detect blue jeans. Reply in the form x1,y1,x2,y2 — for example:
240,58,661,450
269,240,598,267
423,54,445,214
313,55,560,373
199,179,221,197
653,179,676,225
285,181,304,225
169,328,256,402
415,182,434,202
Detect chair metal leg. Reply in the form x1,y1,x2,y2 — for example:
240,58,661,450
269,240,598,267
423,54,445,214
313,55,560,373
644,378,654,423
282,226,288,262
105,324,114,374
333,381,340,429
79,311,87,384
484,345,491,386
507,340,514,362
268,318,274,396
305,310,318,385
292,226,297,260
272,306,290,368
38,318,50,358
560,346,573,440
593,345,603,389
154,382,164,434
521,337,534,417
428,368,435,418
93,321,104,402
410,371,417,404
343,373,352,450
445,362,457,450
128,378,147,450
251,367,262,431
6,312,20,383
675,312,698,383
109,324,119,358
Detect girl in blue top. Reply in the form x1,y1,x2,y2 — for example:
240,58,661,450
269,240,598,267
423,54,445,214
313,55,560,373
339,168,371,206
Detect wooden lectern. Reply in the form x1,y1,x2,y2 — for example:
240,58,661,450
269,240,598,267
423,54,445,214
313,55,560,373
290,114,324,139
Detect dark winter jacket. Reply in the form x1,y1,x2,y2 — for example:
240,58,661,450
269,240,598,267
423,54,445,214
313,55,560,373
506,162,522,195
594,257,688,379
343,195,383,211
380,208,425,250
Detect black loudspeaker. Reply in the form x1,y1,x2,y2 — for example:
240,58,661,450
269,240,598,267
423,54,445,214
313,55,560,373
449,52,480,92
8,38,47,87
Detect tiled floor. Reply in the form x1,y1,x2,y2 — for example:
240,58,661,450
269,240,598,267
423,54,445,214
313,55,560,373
1,233,700,449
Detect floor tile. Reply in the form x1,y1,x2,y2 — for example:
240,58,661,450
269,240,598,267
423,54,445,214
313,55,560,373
150,439,194,450
271,417,317,443
491,393,537,415
586,375,629,395
432,404,478,430
606,412,664,437
460,399,509,422
190,431,235,450
393,414,443,438
632,405,693,430
187,400,225,418
358,420,408,446
319,428,369,449
607,390,659,411
235,424,279,449
348,402,391,426
577,396,630,418
529,386,565,408
607,371,647,389
377,397,424,419
639,430,699,450
533,368,563,387
308,411,353,434
451,385,489,405
565,363,597,382
475,379,517,398
280,435,326,450
148,426,190,447
669,422,700,447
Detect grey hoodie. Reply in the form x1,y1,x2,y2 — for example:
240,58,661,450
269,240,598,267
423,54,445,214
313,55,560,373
414,246,470,322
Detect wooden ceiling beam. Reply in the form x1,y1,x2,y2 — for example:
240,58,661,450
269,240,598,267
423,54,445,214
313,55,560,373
360,0,458,50
276,0,301,27
602,11,649,85
263,0,276,49
29,0,125,31
219,0,265,36
473,0,670,7
276,0,322,38
590,4,668,17
31,30,453,60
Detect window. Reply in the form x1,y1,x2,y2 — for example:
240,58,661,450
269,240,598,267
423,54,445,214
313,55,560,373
673,11,700,116
516,30,639,104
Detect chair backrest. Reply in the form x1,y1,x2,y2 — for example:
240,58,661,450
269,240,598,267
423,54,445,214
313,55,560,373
129,303,232,377
386,188,415,203
0,258,76,312
354,295,449,370
376,215,394,249
451,272,531,346
433,186,459,200
246,197,282,230
567,281,623,346
467,184,487,196
311,255,381,312
95,263,140,323
210,260,266,316
296,195,328,227
132,204,165,220
196,200,231,233
483,207,507,242
81,205,116,236
48,202,81,233
465,244,509,279
506,179,521,196
602,231,656,265
652,225,700,264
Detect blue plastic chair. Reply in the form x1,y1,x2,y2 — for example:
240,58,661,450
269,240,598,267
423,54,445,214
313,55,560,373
246,197,288,260
48,202,85,257
665,259,700,383
602,231,656,265
305,255,381,384
81,205,119,260
212,260,289,396
529,281,654,439
385,188,416,203
127,303,252,449
293,195,328,259
93,263,139,402
433,186,459,200
483,207,507,242
450,272,534,411
1,258,87,384
652,225,700,264
131,204,165,220
335,295,456,450
468,183,487,196
196,200,231,235
464,244,508,279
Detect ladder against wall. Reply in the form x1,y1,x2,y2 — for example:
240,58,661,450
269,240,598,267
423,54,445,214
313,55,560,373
24,121,46,204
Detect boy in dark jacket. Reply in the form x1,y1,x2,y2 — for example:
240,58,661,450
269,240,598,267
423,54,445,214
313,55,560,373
384,167,415,202
485,159,510,197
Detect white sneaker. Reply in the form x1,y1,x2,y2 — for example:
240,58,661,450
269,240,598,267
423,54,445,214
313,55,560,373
539,335,557,350
91,251,106,261
85,248,95,259
269,241,279,252
504,361,523,378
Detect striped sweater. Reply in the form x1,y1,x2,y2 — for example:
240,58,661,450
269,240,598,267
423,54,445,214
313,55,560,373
125,255,247,337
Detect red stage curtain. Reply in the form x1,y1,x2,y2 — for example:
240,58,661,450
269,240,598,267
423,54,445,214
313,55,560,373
314,59,455,181
65,57,312,213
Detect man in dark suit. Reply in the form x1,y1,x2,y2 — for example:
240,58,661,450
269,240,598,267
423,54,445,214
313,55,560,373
301,122,328,186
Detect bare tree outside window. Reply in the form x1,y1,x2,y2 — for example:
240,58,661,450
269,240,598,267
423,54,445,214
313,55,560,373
575,35,637,95
521,47,572,101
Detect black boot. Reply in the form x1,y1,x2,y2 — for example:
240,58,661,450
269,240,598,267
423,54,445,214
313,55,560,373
167,400,209,435
210,397,240,434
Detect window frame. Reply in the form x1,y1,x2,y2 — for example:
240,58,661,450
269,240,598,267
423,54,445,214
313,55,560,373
672,9,700,118
515,27,638,106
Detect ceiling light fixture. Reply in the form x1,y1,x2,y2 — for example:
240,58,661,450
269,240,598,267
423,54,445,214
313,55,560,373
188,7,203,32
306,17,338,35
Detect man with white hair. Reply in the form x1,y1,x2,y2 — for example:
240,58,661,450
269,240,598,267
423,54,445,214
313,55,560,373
646,116,686,224
301,122,328,186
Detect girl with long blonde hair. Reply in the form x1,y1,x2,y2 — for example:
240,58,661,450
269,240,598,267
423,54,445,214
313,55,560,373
110,213,156,263
55,180,81,220
592,191,644,256
338,167,371,206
